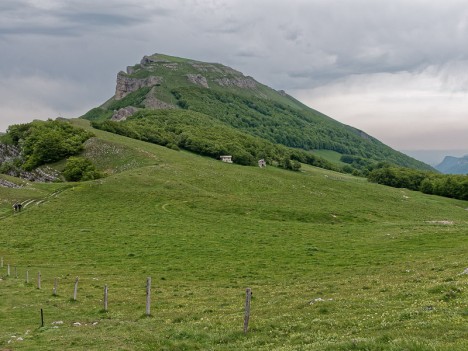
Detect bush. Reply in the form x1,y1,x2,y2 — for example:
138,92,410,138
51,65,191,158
63,157,102,182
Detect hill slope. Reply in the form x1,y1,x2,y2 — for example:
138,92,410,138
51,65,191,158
436,155,468,174
81,53,432,172
0,120,467,350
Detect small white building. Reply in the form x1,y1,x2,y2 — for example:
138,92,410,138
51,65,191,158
220,155,233,163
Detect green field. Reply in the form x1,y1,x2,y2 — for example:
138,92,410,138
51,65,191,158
0,122,467,350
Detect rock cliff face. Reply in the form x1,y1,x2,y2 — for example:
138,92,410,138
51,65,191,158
115,72,163,100
0,144,60,184
113,54,263,104
0,144,20,162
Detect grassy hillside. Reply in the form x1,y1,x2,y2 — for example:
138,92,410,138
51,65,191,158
0,120,466,350
81,53,432,172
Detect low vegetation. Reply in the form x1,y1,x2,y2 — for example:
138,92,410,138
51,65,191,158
0,121,467,350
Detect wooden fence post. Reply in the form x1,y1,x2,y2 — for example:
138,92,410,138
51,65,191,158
40,308,44,327
38,272,41,289
104,285,108,312
244,288,252,334
53,278,58,296
73,277,79,301
146,277,151,316
7,264,10,277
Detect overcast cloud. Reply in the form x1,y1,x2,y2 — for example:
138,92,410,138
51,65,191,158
1,0,468,161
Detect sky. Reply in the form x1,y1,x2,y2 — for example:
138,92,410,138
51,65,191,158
1,0,468,164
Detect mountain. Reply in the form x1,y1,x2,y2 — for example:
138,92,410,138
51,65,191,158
436,155,468,174
81,53,433,172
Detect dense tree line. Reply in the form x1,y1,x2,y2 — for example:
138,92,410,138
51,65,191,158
367,165,468,200
91,109,339,172
339,154,378,176
167,87,433,171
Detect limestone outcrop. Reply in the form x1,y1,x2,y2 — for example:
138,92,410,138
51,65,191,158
214,76,257,89
0,144,60,183
186,74,209,88
111,106,140,122
115,72,163,100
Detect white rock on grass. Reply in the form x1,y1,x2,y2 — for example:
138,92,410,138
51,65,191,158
73,322,82,327
309,297,333,305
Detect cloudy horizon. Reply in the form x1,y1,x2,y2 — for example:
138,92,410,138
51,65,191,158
1,0,468,164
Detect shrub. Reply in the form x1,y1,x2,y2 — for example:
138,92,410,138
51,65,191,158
63,157,102,182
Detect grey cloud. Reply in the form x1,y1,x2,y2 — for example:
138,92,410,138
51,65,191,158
1,0,468,150
61,12,142,27
0,1,167,38
0,25,79,37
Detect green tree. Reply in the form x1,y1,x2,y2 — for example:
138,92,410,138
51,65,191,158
63,157,101,181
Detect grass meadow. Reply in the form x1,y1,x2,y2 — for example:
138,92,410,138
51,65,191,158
0,122,467,350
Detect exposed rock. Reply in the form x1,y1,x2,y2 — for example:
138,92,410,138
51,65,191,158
186,74,209,88
140,55,169,65
115,72,163,100
0,179,20,188
162,63,178,70
191,63,224,73
0,144,21,162
0,149,60,182
221,66,243,75
140,56,157,65
144,87,176,109
111,106,140,122
126,66,135,75
214,76,257,89
277,90,287,96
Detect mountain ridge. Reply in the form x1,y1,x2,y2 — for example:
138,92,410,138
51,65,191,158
436,155,468,174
